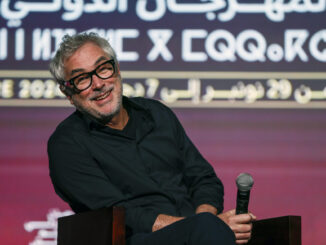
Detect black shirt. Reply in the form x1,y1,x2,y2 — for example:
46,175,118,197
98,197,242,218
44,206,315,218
48,97,224,236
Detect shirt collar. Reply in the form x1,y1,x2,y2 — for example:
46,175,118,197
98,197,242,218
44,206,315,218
79,96,154,132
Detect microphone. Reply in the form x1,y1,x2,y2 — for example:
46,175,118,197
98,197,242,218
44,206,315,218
236,173,254,214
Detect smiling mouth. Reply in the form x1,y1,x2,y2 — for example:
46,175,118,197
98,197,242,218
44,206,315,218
93,88,113,101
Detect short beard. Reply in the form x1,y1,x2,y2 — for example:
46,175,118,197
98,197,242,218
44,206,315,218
73,92,123,125
95,97,122,124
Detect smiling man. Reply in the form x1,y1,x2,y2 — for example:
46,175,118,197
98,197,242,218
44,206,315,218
48,32,255,245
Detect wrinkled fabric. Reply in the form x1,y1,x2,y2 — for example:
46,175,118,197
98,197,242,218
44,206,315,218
48,97,224,236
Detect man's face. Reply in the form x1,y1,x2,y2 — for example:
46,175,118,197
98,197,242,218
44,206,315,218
64,42,123,122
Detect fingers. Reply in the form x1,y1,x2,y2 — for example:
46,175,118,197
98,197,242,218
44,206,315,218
222,210,255,244
235,231,252,244
236,238,251,244
218,209,235,220
218,209,256,244
232,223,252,233
218,210,255,229
249,212,257,221
227,209,236,215
217,209,234,224
236,231,251,240
230,213,254,224
235,229,252,244
219,210,251,223
224,209,256,220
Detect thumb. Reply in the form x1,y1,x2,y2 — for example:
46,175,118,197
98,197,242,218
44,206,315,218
218,209,235,220
225,209,236,216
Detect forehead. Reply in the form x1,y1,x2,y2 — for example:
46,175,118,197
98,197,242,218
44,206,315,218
64,42,109,77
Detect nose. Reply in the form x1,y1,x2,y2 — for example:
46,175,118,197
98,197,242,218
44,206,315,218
91,74,105,90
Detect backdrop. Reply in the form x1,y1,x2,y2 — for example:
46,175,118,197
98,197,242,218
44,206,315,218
0,1,325,245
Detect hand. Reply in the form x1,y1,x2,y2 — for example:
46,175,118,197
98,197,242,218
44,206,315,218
152,214,184,232
195,204,218,216
218,209,256,244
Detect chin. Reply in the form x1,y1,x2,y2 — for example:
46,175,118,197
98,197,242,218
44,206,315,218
96,109,119,121
73,92,123,123
93,101,122,122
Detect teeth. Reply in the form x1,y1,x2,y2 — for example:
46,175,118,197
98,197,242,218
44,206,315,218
95,90,110,101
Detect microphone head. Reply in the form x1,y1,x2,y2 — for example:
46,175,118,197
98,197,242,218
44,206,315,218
236,173,254,191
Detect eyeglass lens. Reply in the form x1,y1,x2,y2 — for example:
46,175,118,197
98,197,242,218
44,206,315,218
72,61,114,90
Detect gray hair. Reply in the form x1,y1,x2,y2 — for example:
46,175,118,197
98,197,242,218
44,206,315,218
49,32,118,85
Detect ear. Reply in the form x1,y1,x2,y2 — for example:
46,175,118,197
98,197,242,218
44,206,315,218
68,97,74,105
116,63,121,75
59,84,74,105
59,84,67,94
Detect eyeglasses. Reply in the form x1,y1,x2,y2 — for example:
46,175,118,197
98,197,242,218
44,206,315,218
64,59,116,92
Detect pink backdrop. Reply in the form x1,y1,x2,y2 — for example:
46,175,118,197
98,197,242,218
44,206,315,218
1,106,325,245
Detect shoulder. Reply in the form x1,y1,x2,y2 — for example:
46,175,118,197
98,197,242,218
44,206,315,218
128,97,182,129
128,97,174,115
48,110,87,148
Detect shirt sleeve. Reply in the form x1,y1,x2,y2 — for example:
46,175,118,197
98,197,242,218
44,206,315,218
48,130,158,233
167,107,224,213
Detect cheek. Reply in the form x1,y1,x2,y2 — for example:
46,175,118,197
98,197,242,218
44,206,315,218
72,92,90,104
80,89,92,99
114,79,122,93
115,84,122,94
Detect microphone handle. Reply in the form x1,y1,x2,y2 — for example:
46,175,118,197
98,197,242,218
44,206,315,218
236,189,251,214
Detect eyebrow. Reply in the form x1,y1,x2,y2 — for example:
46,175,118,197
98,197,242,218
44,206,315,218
69,56,110,77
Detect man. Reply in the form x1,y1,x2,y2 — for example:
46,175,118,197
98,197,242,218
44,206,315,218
48,32,255,245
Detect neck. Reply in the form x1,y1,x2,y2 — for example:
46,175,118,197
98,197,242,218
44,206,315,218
106,106,129,130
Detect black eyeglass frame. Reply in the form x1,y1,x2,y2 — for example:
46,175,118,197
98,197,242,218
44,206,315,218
63,59,116,92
